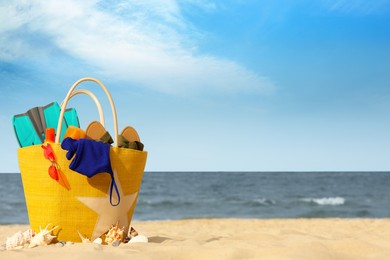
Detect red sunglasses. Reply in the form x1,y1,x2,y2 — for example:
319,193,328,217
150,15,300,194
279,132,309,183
41,143,71,190
42,143,59,181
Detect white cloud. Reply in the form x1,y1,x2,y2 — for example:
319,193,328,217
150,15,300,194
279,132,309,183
0,0,274,95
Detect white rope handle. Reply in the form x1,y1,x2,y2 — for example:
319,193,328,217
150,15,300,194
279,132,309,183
55,77,118,145
61,89,105,126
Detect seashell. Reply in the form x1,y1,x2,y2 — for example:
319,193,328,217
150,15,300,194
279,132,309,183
6,228,35,250
56,242,65,247
104,222,125,245
128,234,148,244
112,240,121,247
6,232,24,250
29,224,58,248
129,227,138,238
22,228,35,242
93,237,102,244
77,230,91,243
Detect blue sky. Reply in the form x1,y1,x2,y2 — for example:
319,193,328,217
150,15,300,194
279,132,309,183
1,0,390,172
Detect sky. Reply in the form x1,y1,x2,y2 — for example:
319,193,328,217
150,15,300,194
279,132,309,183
1,0,390,172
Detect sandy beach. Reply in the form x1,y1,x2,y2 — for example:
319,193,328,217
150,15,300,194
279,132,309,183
1,218,390,259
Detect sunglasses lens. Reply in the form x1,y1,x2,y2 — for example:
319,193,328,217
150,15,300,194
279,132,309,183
48,165,59,181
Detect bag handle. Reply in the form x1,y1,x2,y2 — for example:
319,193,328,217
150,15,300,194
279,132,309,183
57,78,121,206
55,77,118,145
62,89,105,127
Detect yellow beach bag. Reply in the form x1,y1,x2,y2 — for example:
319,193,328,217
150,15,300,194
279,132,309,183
18,77,147,242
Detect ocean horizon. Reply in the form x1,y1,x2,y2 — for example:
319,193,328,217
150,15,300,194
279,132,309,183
1,171,389,224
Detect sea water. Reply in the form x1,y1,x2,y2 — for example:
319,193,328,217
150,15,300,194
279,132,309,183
1,172,389,224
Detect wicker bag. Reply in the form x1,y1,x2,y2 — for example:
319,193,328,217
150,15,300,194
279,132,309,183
18,77,147,242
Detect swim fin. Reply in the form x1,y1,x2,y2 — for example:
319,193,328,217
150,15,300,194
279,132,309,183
13,102,80,147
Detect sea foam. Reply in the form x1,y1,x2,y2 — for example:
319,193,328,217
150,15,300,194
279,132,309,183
301,197,345,206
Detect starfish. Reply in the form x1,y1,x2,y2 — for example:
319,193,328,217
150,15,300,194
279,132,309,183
77,168,138,240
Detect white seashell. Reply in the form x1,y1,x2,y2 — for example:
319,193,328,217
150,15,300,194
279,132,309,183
93,237,102,244
6,229,35,250
6,231,24,250
23,229,35,242
128,235,148,243
129,227,138,238
29,224,58,248
104,222,125,245
77,230,91,243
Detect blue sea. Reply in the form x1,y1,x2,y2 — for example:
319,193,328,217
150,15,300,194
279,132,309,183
1,172,390,224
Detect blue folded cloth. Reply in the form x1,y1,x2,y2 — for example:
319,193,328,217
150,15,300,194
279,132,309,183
61,137,120,206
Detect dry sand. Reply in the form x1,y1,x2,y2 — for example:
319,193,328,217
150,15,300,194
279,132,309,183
1,218,390,259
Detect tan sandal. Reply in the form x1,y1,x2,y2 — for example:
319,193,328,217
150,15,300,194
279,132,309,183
120,126,140,142
118,126,143,151
85,121,113,144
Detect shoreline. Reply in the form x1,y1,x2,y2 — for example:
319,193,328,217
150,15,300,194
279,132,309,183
1,218,390,259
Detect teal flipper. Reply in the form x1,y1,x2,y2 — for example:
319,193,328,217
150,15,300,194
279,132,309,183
12,114,43,147
43,102,67,141
26,106,46,142
43,102,80,142
13,102,80,147
64,108,79,127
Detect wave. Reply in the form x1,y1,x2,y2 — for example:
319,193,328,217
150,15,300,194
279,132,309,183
300,197,345,206
253,198,276,206
138,197,278,208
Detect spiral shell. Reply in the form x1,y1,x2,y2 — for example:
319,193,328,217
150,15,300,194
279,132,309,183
29,224,58,248
104,222,124,245
77,230,91,243
5,228,35,250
